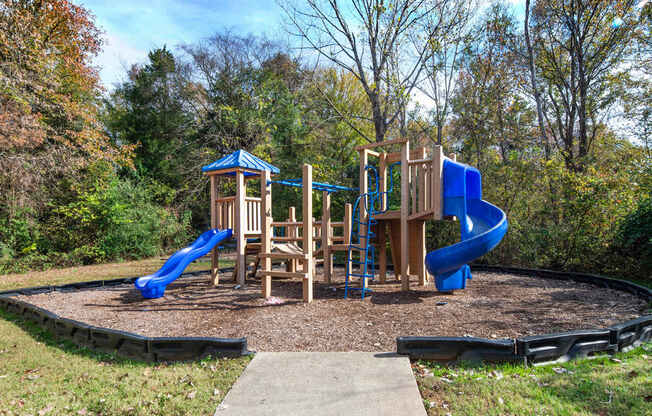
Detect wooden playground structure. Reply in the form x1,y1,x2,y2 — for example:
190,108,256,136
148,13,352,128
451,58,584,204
204,139,455,303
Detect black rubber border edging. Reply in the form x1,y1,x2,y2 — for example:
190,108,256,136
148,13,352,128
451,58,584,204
0,268,252,362
397,265,651,365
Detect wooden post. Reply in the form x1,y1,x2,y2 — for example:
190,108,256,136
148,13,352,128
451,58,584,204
375,151,387,283
359,149,369,283
378,220,387,283
379,153,387,211
322,191,332,283
302,164,313,303
302,166,314,302
261,170,272,298
433,145,444,220
235,170,246,286
344,203,352,246
418,147,427,285
401,140,410,290
286,207,297,273
210,175,220,285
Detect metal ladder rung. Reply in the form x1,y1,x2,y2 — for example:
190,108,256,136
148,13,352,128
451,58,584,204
348,273,375,278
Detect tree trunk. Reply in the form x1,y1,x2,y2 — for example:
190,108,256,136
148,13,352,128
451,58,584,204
524,0,550,160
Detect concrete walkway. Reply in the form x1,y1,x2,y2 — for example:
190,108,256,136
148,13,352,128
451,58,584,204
215,352,426,416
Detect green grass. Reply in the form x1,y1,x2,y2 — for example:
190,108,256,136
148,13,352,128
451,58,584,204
0,256,244,416
0,256,234,292
415,346,652,415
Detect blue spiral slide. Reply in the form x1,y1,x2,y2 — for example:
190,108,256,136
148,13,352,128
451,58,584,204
425,158,508,291
135,228,232,298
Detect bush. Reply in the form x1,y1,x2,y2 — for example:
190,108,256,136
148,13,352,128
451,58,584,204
0,162,192,274
611,197,652,280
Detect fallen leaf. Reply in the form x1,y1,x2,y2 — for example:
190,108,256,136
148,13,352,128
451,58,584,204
38,405,53,415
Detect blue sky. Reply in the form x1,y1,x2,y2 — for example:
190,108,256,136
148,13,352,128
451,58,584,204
82,0,285,88
84,0,528,89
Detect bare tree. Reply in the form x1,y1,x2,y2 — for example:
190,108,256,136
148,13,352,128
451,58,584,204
418,0,475,145
280,0,441,142
524,0,549,159
529,0,640,171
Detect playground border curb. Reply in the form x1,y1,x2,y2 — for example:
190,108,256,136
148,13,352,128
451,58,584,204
0,268,252,362
397,265,652,365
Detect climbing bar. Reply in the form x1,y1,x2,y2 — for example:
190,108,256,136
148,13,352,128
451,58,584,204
267,179,358,193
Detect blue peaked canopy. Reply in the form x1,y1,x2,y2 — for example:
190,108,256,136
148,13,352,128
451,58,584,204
202,150,280,176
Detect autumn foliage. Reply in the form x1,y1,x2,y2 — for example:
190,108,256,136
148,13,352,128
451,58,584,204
0,0,128,160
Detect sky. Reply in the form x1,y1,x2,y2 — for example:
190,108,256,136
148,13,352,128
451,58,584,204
84,0,531,89
82,0,286,89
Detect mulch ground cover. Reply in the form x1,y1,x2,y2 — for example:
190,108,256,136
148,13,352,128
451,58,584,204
16,268,647,352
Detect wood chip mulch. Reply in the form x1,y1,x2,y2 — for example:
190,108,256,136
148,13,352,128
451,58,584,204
16,268,647,352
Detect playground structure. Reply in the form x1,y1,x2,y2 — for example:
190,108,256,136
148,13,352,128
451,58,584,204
135,139,507,302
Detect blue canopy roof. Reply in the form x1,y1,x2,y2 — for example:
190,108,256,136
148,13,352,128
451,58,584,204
202,150,280,175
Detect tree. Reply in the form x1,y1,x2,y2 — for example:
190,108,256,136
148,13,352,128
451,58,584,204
0,0,126,159
0,0,130,219
281,0,441,142
181,31,286,155
104,46,192,187
450,4,532,169
419,0,476,145
524,0,550,159
529,0,643,171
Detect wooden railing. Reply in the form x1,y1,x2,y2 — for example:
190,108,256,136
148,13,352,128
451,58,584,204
407,158,434,219
245,197,261,234
216,196,235,231
215,196,261,234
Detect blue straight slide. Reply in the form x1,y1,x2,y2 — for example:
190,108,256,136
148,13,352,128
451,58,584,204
425,158,508,291
135,228,232,298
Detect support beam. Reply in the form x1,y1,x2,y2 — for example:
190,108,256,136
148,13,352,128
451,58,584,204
302,164,313,302
287,207,297,273
235,170,247,286
322,191,332,283
359,149,368,282
433,145,444,220
210,175,220,285
261,170,272,298
401,140,410,290
344,203,352,246
378,220,387,283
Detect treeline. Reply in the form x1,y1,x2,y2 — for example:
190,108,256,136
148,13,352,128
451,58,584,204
0,0,650,281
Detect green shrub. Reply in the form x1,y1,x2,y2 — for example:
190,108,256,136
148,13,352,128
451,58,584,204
611,197,652,279
0,162,192,274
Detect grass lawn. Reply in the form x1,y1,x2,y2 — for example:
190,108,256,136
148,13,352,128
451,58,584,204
0,256,244,416
0,256,234,292
415,346,652,415
1,257,650,415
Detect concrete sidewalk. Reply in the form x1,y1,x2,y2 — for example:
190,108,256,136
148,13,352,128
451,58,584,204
215,352,426,416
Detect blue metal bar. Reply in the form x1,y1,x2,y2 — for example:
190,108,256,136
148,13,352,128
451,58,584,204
267,179,358,193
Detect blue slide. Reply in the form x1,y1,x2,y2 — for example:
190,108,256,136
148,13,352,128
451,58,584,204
425,158,508,291
135,228,232,298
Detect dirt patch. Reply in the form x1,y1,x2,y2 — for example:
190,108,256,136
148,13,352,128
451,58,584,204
16,268,647,352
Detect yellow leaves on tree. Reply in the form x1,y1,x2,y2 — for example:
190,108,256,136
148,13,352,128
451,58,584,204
0,0,131,163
